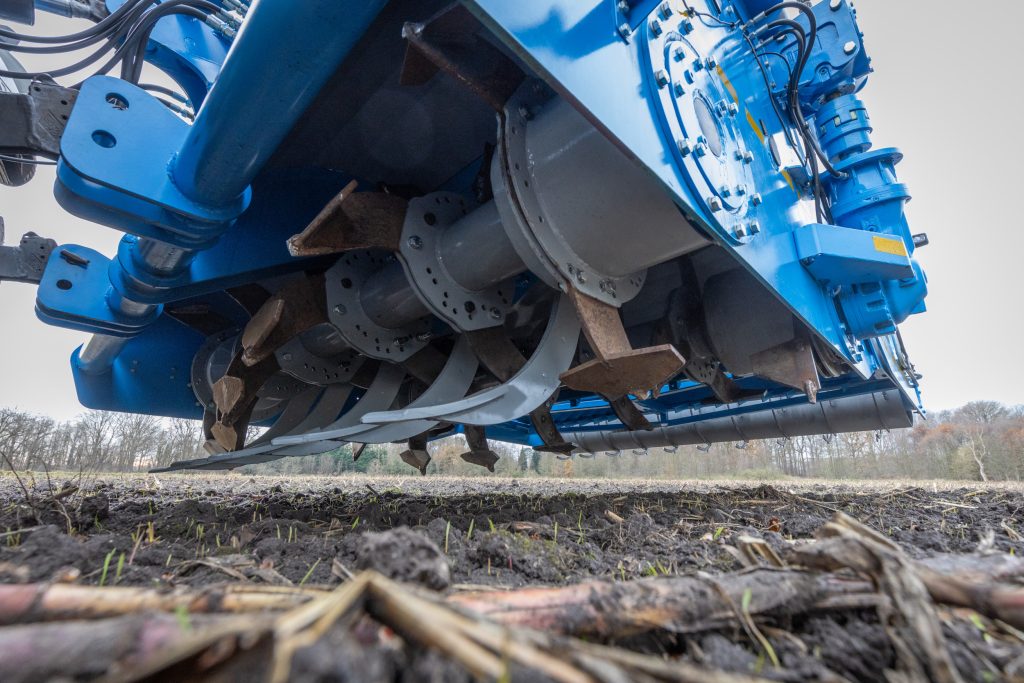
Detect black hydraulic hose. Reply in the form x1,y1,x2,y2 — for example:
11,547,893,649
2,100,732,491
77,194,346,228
0,0,153,44
118,0,220,82
0,0,217,80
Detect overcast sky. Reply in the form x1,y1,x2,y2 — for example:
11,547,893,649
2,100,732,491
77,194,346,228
1,2,1021,421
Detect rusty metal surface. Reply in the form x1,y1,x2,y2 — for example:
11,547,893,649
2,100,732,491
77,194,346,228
563,288,686,399
607,395,652,432
460,425,499,471
466,326,525,382
400,4,524,113
750,336,822,403
399,432,431,475
211,352,281,451
240,275,328,366
529,394,575,455
560,345,686,400
288,180,409,256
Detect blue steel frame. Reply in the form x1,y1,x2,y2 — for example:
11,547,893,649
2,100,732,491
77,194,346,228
24,0,927,446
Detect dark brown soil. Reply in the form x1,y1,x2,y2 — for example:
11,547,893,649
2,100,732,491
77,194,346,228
2,473,1023,682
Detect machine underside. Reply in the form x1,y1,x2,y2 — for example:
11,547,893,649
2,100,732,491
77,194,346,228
0,0,928,473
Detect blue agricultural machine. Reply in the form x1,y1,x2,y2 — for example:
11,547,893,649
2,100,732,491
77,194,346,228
0,0,927,472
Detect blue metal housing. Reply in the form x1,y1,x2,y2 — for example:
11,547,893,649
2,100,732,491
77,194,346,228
0,0,929,464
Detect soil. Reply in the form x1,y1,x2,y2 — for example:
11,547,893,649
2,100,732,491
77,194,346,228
2,472,1024,682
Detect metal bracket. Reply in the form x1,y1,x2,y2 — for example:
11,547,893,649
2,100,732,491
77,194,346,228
0,78,76,160
397,193,514,330
400,3,525,113
288,179,409,256
326,251,430,361
0,227,57,284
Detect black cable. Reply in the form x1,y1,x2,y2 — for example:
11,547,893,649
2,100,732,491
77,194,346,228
681,0,740,29
0,0,157,79
0,0,218,81
139,82,188,103
742,32,799,153
116,0,220,83
0,0,153,44
0,153,56,166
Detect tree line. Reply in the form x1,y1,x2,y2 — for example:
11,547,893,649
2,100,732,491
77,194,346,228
1,400,1021,481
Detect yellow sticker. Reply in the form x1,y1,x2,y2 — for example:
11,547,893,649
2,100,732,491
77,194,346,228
873,236,907,257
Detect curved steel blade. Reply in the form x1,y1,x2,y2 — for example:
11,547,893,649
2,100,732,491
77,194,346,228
272,362,406,445
361,294,579,425
345,335,479,443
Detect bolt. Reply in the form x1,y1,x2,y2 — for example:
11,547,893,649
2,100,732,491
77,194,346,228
693,142,707,158
333,304,347,315
393,336,410,347
705,55,718,70
751,193,763,206
655,69,669,87
719,185,732,197
575,269,587,284
282,353,293,362
727,102,739,116
658,1,672,19
672,44,685,61
734,150,744,161
649,18,662,36
692,58,703,71
407,235,423,249
708,196,723,211
843,41,857,55
517,104,532,120
683,69,695,83
681,18,694,33
743,150,754,164
829,0,842,9
617,22,631,39
748,220,761,235
677,139,693,156
599,279,617,295
735,184,747,195
490,308,502,320
416,331,432,342
735,224,748,238
673,82,685,97
616,0,628,11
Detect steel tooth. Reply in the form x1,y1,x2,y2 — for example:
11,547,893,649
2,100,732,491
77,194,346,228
559,288,685,399
211,351,280,450
399,433,431,475
287,179,409,256
750,335,822,404
240,274,328,366
351,442,367,461
153,384,356,471
360,293,579,426
528,391,576,455
459,425,499,472
607,394,652,431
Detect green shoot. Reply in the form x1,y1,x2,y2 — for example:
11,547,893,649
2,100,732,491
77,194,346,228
115,552,125,584
299,558,322,586
99,548,116,586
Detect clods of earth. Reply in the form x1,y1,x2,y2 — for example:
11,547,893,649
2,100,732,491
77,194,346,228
1,473,1023,682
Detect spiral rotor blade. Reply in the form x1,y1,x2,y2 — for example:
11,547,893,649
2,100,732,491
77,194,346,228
361,293,579,426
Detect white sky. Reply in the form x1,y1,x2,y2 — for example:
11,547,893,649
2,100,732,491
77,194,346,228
1,2,1022,421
